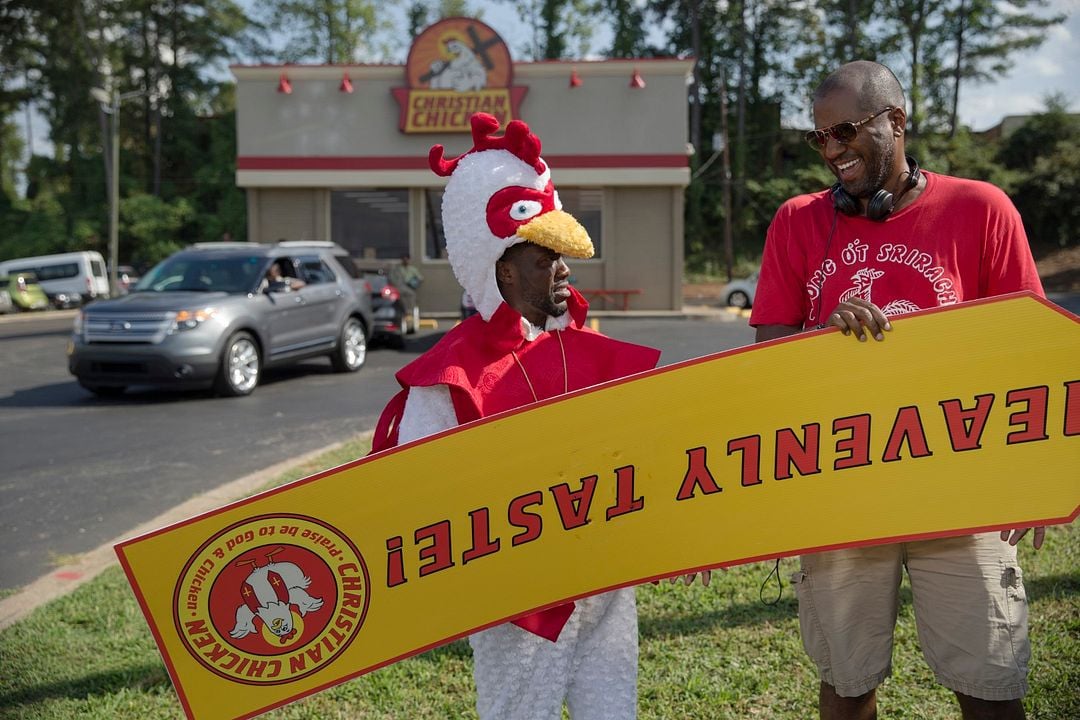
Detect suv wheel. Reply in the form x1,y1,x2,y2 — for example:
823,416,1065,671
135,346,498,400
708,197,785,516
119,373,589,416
215,332,260,396
331,317,367,372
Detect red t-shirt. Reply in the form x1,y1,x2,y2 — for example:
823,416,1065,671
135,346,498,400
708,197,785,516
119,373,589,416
750,171,1044,329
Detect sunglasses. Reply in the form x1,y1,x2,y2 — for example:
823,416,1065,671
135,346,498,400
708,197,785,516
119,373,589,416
805,107,896,150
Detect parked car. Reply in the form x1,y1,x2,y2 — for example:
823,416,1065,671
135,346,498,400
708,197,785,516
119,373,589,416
116,265,141,294
0,250,110,306
67,242,374,397
461,290,477,320
0,271,50,311
721,271,758,309
366,271,419,347
0,285,13,314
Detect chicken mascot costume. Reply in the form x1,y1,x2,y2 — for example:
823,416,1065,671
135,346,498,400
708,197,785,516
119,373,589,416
372,112,660,719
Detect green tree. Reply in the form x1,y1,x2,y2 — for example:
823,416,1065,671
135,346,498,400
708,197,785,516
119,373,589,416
998,98,1080,250
190,84,247,244
498,0,600,60
0,120,24,205
881,0,935,136
818,0,882,66
1021,140,1080,249
997,95,1079,171
0,1,255,264
602,0,649,58
406,0,483,37
260,0,390,64
940,0,1065,136
120,193,193,265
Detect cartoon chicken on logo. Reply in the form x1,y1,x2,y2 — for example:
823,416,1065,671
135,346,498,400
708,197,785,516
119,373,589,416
427,32,488,91
228,551,324,647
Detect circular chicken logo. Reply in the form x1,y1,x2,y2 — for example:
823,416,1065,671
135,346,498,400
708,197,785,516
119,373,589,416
406,17,512,90
394,17,525,133
173,514,370,685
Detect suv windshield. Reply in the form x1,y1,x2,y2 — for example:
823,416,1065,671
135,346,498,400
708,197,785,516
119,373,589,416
135,255,265,293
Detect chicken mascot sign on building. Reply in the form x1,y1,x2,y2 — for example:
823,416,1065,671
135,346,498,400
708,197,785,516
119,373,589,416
393,18,527,133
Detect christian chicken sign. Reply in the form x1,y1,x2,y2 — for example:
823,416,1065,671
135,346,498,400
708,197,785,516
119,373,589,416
392,17,527,133
117,293,1079,720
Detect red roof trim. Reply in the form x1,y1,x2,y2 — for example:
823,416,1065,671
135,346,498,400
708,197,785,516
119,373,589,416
228,58,690,70
236,154,688,170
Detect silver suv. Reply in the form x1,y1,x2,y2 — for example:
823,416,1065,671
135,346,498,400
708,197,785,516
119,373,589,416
67,242,374,397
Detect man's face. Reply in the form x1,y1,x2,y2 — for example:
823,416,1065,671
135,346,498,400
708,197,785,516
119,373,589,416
497,242,571,325
812,89,895,199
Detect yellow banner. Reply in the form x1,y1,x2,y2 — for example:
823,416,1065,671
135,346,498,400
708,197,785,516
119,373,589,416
117,293,1079,720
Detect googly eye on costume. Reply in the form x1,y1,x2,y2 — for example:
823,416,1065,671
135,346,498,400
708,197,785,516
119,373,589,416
510,200,543,221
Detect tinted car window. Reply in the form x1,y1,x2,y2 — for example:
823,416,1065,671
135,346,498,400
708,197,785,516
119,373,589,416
298,257,336,285
138,255,265,293
10,262,79,281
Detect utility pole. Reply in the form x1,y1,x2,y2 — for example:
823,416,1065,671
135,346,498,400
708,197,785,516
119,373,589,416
91,87,145,297
719,64,734,282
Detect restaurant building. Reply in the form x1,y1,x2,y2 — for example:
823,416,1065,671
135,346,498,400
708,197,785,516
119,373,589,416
232,17,693,313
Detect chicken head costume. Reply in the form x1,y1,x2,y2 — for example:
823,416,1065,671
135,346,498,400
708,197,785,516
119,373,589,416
429,112,593,320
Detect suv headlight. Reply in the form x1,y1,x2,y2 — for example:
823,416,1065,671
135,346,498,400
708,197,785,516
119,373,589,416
171,307,218,332
73,310,84,336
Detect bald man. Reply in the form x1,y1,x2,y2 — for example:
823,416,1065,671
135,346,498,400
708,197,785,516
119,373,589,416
751,61,1045,720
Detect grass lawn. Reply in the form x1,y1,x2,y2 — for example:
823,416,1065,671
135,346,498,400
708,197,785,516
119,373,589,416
1,436,1076,719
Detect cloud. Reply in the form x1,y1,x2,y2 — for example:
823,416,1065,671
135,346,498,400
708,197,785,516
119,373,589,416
1031,57,1064,77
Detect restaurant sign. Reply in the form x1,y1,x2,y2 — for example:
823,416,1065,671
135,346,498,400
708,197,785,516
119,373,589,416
392,17,527,133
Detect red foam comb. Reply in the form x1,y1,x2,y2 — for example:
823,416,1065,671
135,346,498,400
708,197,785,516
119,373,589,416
429,113,546,177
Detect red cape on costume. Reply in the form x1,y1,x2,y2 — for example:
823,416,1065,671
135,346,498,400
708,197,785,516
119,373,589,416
371,288,660,640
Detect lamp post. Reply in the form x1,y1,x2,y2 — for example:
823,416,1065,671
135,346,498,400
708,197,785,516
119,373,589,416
91,86,145,297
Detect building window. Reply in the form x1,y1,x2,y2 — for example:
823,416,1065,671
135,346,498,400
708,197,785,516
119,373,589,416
424,187,604,259
558,188,603,257
331,189,410,260
424,189,447,260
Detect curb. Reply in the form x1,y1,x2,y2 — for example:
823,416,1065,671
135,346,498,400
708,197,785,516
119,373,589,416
0,309,78,325
0,433,371,631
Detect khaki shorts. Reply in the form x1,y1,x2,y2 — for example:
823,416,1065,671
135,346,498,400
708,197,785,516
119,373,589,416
792,532,1030,701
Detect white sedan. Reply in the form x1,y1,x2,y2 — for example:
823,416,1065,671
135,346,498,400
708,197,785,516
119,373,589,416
721,271,758,308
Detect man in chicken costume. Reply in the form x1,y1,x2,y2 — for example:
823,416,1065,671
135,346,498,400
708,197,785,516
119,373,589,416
372,113,660,719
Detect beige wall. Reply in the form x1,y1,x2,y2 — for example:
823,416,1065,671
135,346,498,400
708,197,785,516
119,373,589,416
233,59,692,312
248,188,328,243
234,61,693,162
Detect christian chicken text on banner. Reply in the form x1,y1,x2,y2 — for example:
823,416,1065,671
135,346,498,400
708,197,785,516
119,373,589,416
116,293,1080,720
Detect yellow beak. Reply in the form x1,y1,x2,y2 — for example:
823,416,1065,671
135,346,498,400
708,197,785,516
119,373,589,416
515,209,594,259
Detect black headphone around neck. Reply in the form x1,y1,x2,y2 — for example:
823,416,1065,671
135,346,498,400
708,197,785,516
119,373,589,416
831,155,921,221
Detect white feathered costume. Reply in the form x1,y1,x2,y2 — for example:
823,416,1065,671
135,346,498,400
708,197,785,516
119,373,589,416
371,113,659,719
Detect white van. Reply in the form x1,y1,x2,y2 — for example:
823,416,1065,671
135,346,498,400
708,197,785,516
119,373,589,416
0,251,110,305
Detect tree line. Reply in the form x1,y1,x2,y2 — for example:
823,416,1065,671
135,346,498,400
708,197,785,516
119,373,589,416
0,0,1075,275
